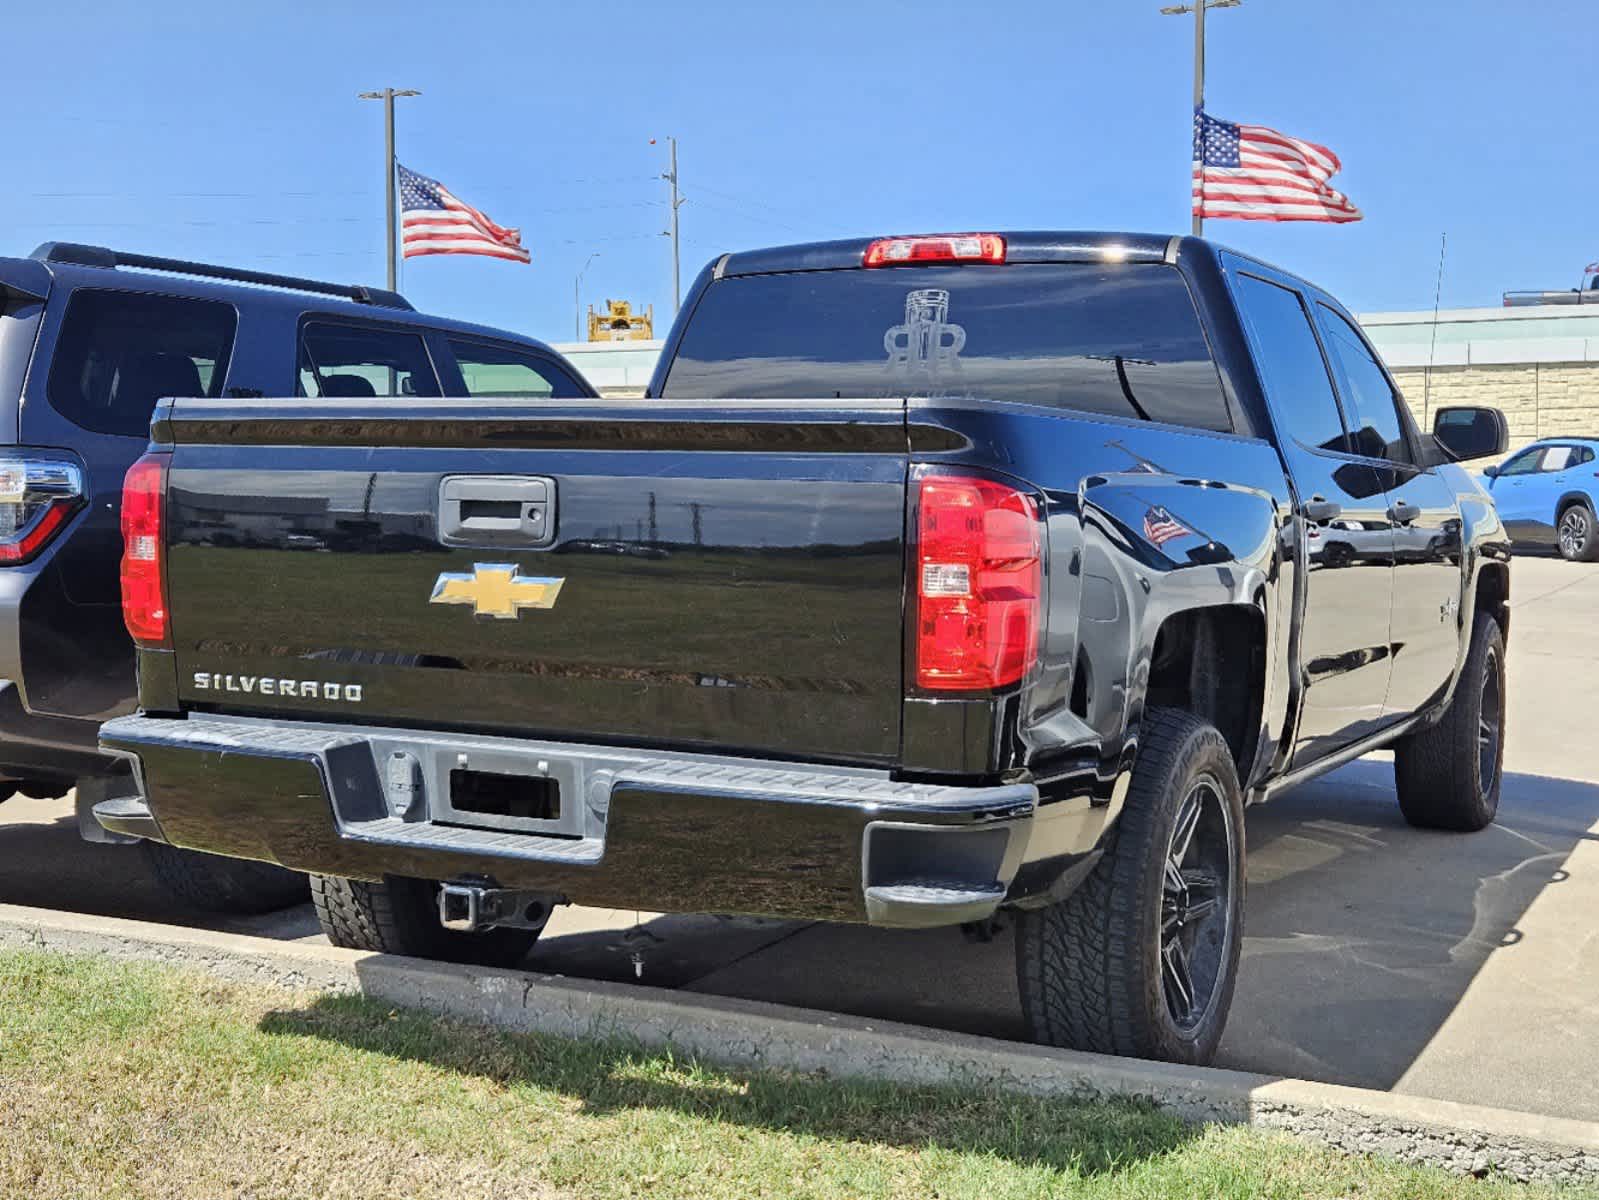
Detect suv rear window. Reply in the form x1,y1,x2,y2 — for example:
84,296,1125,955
447,337,587,399
46,289,236,437
659,263,1232,433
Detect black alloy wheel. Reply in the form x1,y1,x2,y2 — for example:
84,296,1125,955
1160,775,1235,1031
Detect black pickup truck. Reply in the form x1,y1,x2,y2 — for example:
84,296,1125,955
99,232,1511,1065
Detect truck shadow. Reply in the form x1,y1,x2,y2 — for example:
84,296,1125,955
257,991,1198,1178
1217,757,1598,1091
523,758,1599,1099
0,798,322,939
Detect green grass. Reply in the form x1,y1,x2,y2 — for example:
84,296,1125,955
0,948,1588,1200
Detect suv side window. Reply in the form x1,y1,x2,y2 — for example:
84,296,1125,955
297,321,440,398
1231,275,1349,454
1317,304,1410,464
1497,447,1543,476
447,337,587,399
46,289,236,437
1539,445,1577,472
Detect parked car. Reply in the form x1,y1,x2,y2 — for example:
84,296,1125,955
0,242,595,910
99,231,1509,1064
1478,436,1599,560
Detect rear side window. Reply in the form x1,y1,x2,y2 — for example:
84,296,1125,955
1231,275,1349,455
447,338,587,399
1538,445,1591,472
297,321,440,398
46,289,236,437
659,263,1233,433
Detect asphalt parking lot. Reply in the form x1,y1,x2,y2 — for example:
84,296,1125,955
5,554,1596,1123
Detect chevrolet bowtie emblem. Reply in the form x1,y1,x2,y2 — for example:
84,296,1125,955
429,563,564,619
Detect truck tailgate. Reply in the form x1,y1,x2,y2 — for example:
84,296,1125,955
157,398,910,766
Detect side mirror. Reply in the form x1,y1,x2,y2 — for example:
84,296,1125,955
1482,464,1501,478
1432,406,1508,462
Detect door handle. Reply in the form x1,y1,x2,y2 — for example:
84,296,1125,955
1302,497,1341,523
438,475,557,547
1388,499,1421,525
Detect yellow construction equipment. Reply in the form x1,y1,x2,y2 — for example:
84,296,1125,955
587,299,654,341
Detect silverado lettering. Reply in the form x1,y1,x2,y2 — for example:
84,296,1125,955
101,231,1513,1068
192,673,362,703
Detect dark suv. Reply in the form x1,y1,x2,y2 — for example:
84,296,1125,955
0,242,594,909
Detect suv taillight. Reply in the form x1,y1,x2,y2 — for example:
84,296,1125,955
0,458,85,565
121,452,171,647
914,474,1042,692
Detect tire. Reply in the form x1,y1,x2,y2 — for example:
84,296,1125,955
142,841,310,914
1393,613,1505,832
310,874,542,968
1015,708,1245,1065
1556,502,1599,562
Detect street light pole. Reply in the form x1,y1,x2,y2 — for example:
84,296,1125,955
358,87,421,290
575,252,600,341
1160,0,1239,236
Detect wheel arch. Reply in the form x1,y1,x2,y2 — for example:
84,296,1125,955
1554,489,1595,522
1143,602,1268,782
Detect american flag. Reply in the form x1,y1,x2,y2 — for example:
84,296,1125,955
1192,110,1361,224
1143,505,1192,548
397,163,531,263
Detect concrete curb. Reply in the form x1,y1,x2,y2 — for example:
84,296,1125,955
1,902,1594,1184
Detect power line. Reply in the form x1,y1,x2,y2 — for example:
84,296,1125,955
681,195,805,235
685,181,813,225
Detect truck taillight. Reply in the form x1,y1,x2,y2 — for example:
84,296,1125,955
121,452,171,647
914,474,1042,692
0,458,84,565
865,233,1006,267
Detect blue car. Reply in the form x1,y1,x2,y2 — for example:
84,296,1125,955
1482,438,1599,560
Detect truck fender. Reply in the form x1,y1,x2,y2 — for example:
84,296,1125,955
1072,471,1285,803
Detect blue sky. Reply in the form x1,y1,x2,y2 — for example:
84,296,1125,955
5,0,1593,339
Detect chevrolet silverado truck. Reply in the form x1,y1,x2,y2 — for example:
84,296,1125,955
98,232,1511,1065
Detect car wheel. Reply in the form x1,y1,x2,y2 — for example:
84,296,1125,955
1393,614,1504,832
1556,502,1599,562
142,841,310,914
310,874,543,968
1015,708,1245,1065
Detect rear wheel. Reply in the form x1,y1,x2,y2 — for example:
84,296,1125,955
1015,708,1244,1065
1557,503,1599,562
142,841,309,914
1394,614,1505,832
310,874,542,967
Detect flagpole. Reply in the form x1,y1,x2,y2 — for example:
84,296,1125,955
358,87,421,291
1192,0,1205,236
1161,1,1238,237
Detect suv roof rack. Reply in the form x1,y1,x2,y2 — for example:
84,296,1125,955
29,242,414,311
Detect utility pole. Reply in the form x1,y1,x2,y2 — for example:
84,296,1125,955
358,87,421,290
1160,0,1238,236
575,252,600,341
660,136,684,314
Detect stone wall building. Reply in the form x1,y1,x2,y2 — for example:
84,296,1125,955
1362,304,1599,451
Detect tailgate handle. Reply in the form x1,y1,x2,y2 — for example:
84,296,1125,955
439,475,556,547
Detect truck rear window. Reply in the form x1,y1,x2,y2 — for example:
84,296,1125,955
659,263,1232,433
